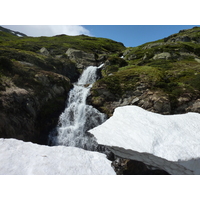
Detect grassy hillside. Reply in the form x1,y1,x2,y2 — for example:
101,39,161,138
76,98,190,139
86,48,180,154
0,26,126,143
0,30,125,56
90,26,200,115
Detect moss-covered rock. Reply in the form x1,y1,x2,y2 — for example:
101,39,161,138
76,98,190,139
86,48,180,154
101,56,128,76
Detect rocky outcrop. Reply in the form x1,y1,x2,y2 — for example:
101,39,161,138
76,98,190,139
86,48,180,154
39,47,50,56
90,81,200,117
65,48,107,70
164,35,192,43
89,81,172,116
164,27,200,43
142,42,164,50
0,59,71,144
186,99,200,113
153,52,171,60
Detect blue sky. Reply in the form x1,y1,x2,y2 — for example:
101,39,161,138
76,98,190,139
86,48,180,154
83,25,199,47
2,25,199,48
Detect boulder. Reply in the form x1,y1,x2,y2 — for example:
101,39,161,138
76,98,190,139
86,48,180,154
142,42,164,50
195,58,200,63
39,47,50,56
153,52,171,60
186,99,200,113
65,48,97,69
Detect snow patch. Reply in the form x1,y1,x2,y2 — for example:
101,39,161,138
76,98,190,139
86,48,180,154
16,33,23,37
0,138,115,175
89,105,200,174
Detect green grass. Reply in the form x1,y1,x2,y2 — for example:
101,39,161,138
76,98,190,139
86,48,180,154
95,56,200,103
0,34,125,56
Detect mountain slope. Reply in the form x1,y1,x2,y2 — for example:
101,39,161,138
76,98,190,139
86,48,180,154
1,26,200,144
0,26,125,55
89,26,200,116
0,27,125,144
0,26,27,37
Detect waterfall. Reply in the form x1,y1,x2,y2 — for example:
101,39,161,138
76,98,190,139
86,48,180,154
49,65,106,150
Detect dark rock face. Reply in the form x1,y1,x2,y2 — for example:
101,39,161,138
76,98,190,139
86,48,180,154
112,158,170,175
0,60,71,144
47,57,80,82
123,160,169,175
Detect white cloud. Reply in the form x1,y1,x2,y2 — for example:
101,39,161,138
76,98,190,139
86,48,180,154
1,25,91,37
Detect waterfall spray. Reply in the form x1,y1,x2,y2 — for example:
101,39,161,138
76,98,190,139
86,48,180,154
49,65,106,150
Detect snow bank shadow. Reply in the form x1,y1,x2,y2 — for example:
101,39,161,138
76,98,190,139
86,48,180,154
108,146,197,175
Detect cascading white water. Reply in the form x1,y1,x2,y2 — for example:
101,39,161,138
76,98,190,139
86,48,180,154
49,65,106,150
